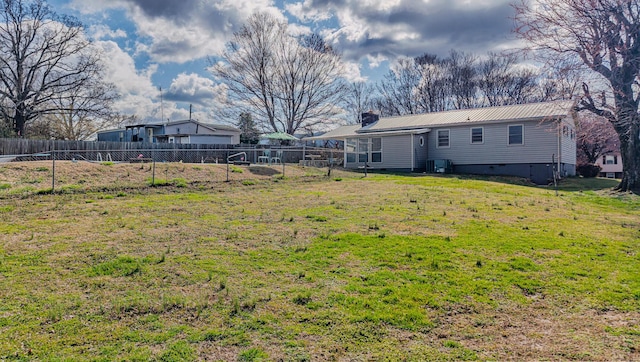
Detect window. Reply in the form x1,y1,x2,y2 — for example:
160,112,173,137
437,129,450,148
508,124,524,145
371,138,382,163
358,139,369,162
606,173,615,178
470,127,483,144
346,138,357,163
605,155,617,165
345,137,382,163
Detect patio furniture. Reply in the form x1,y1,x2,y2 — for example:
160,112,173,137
257,149,271,164
270,150,283,164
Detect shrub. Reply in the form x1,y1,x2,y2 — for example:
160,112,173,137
576,163,601,178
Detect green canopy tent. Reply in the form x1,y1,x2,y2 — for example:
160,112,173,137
259,132,299,145
261,132,299,141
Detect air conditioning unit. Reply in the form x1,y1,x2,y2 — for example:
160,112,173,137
427,159,453,173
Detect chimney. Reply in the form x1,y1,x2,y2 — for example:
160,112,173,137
361,111,379,127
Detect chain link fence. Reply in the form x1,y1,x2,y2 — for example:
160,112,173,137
10,146,343,166
2,146,346,193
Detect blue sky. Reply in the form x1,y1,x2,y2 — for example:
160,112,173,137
46,0,518,124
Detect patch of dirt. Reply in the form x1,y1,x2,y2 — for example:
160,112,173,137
424,300,640,361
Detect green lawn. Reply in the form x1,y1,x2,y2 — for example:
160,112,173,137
0,168,638,361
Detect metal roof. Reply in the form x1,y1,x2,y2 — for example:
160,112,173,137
304,101,576,140
360,100,575,133
303,124,362,140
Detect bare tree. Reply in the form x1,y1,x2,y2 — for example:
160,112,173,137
345,81,374,124
0,0,109,137
44,79,117,140
107,113,138,129
515,0,640,192
536,62,583,101
212,12,347,135
414,53,449,112
576,113,619,165
447,50,480,110
376,58,422,116
478,52,539,106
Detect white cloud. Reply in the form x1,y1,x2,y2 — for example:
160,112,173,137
289,0,515,67
165,73,224,106
89,25,127,40
285,1,332,22
342,61,366,83
68,0,127,13
72,0,286,63
95,40,162,119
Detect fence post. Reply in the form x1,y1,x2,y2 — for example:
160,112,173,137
282,149,285,177
152,160,156,186
226,150,229,182
51,139,55,192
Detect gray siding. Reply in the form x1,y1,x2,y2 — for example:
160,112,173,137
165,122,201,135
413,133,429,171
345,135,413,170
428,120,561,165
97,130,124,142
190,135,235,145
559,118,577,175
381,135,413,169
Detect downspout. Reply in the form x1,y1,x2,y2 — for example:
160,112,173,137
411,134,415,172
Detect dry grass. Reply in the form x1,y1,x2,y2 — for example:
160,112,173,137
0,161,638,361
0,160,343,193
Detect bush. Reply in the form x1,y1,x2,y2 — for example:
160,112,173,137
577,163,602,178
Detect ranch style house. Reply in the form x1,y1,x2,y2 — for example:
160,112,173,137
97,119,241,145
306,101,577,185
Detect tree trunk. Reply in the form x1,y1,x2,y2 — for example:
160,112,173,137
615,120,640,192
13,108,26,137
612,100,640,192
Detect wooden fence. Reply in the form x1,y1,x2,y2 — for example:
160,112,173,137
0,138,342,166
0,138,235,156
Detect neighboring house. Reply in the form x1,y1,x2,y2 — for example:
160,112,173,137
97,119,241,145
595,153,623,179
305,101,577,184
